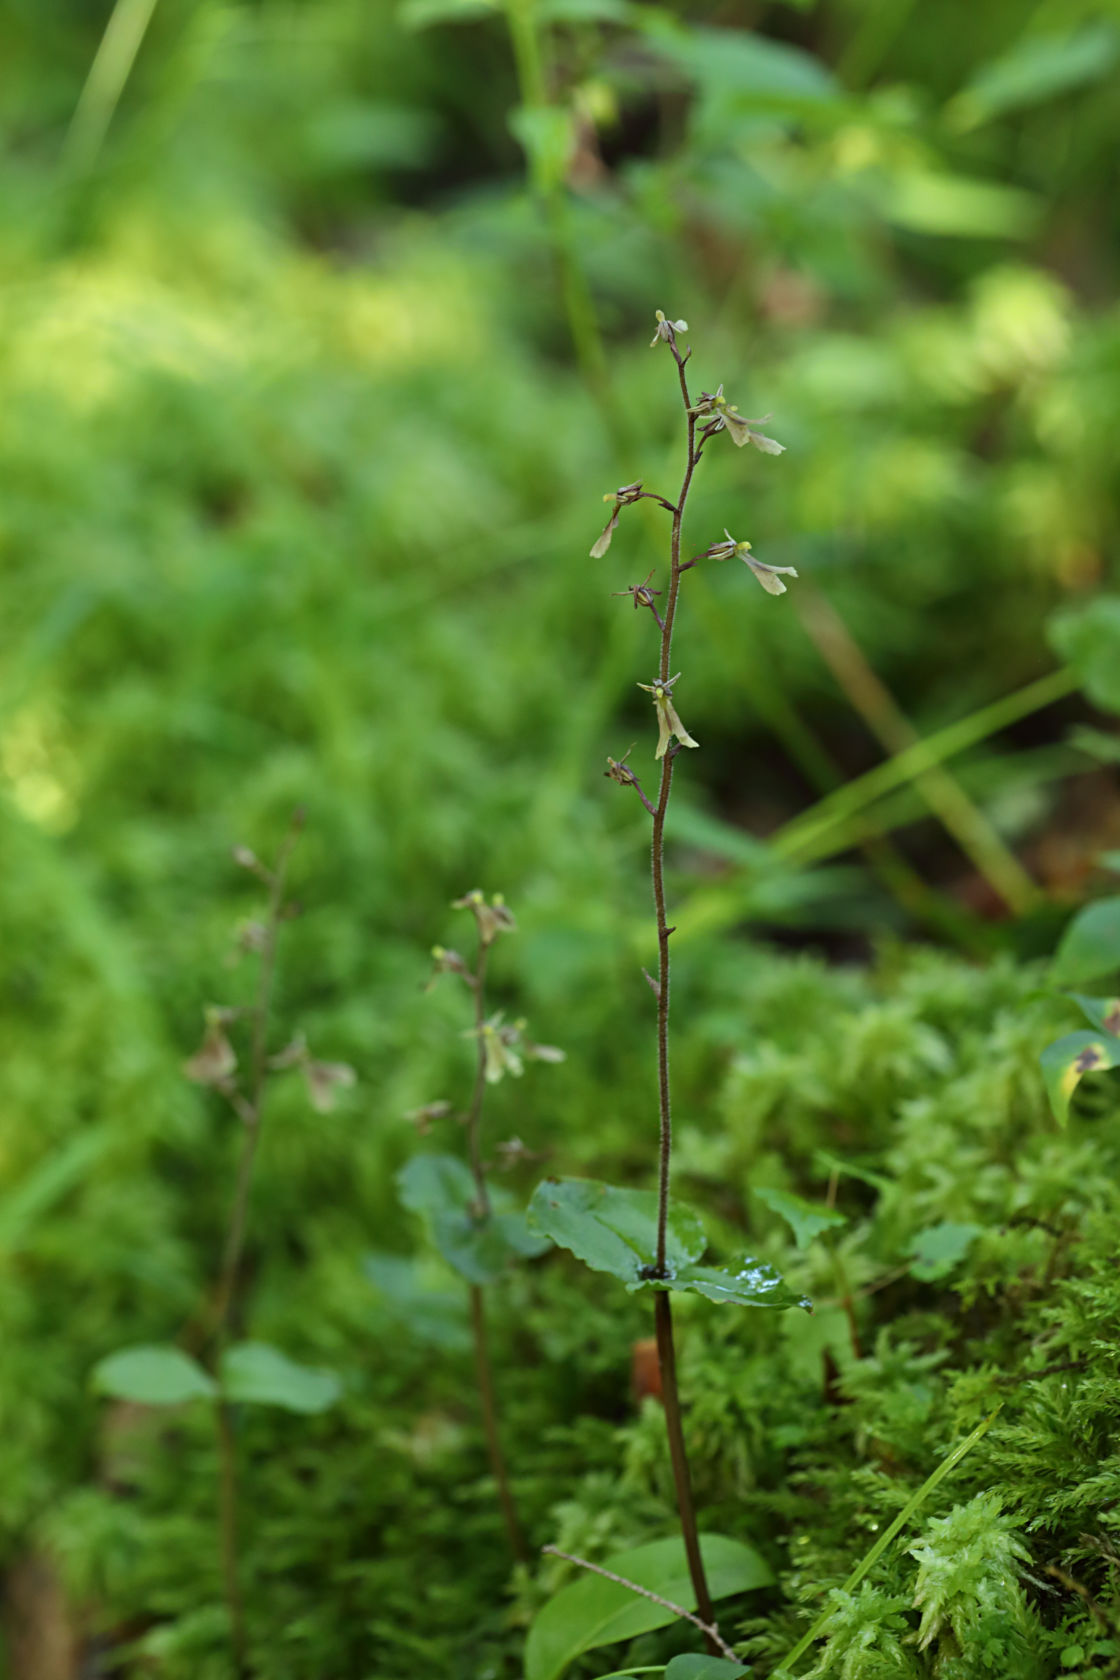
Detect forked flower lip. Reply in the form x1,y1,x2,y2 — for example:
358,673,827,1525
699,528,798,596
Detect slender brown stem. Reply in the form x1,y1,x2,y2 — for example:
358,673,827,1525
655,1293,717,1649
646,334,716,1634
208,816,300,1676
212,822,299,1335
471,1284,527,1562
652,344,697,1274
215,1399,248,1679
463,925,526,1560
465,941,492,1217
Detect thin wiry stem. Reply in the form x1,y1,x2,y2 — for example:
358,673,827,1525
464,926,526,1561
208,813,301,1676
542,1544,739,1662
642,328,716,1642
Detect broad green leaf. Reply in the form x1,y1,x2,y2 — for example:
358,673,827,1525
432,1207,550,1284
1040,1030,1120,1125
754,1186,846,1250
1067,995,1120,1036
672,1262,808,1311
92,1345,215,1406
398,0,496,27
665,1659,750,1680
539,0,632,19
1050,598,1120,716
525,1534,772,1680
398,1152,476,1217
947,25,1120,130
907,1223,981,1281
399,1154,547,1283
640,18,837,105
1051,898,1120,985
882,172,1039,239
530,1180,805,1306
528,1179,706,1287
363,1253,471,1352
220,1342,340,1413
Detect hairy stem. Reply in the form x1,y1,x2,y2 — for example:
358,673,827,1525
655,1293,717,1647
465,930,525,1559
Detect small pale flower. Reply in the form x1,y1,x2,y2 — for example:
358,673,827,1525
463,1012,525,1084
691,385,785,454
424,944,472,992
637,674,699,759
702,528,798,596
403,1099,453,1135
303,1057,357,1113
452,890,516,946
268,1032,308,1070
183,1006,238,1086
650,309,688,348
590,481,643,558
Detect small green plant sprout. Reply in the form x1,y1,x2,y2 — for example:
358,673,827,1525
528,313,808,1652
1040,891,1120,1123
91,815,348,1678
396,889,562,1562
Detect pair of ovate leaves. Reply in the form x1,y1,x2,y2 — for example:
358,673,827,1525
92,1340,341,1414
401,1153,807,1309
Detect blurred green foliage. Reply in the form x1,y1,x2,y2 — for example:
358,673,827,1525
3,0,1120,1675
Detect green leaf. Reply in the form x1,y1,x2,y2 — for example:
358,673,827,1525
947,25,1120,130
528,1178,705,1287
907,1223,981,1281
92,1346,216,1406
1050,598,1120,715
398,1153,547,1283
881,171,1039,239
665,1659,750,1680
672,1262,808,1310
219,1342,341,1413
432,1207,550,1284
363,1252,471,1352
398,0,496,27
538,0,632,19
1051,898,1120,985
508,105,576,194
640,19,837,105
398,1152,476,1217
1067,994,1120,1036
525,1534,772,1680
529,1180,806,1307
1040,1030,1120,1125
754,1186,846,1250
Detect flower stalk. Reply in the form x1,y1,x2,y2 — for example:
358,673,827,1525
598,313,791,1639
